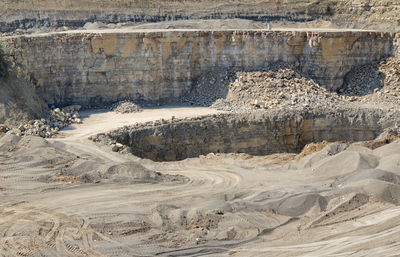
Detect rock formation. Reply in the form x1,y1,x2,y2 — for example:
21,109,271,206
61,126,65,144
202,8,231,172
2,30,394,107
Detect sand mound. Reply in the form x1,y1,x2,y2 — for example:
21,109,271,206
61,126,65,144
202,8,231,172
16,134,50,149
373,139,400,158
89,214,151,238
311,151,379,177
334,169,400,187
275,193,328,217
340,179,400,205
103,162,164,183
377,155,400,174
310,193,370,227
298,142,348,168
51,159,174,184
0,135,184,185
0,133,21,151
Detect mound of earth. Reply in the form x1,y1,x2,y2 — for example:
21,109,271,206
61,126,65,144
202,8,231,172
181,58,400,113
341,57,400,105
0,134,184,185
211,68,340,112
1,131,400,255
112,100,142,114
0,72,48,127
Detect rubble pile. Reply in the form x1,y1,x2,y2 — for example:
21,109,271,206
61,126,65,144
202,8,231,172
89,133,133,154
112,100,142,113
181,70,234,106
183,58,399,112
13,105,82,138
341,57,400,105
211,69,341,112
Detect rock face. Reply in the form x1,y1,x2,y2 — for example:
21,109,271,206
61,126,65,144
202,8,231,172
0,72,48,126
1,0,400,33
96,108,399,161
2,30,394,107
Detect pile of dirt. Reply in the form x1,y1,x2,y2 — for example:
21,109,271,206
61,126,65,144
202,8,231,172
340,57,400,106
0,134,185,185
211,68,341,112
0,72,48,127
296,140,348,159
57,161,168,184
10,106,82,138
112,100,142,114
180,58,400,113
181,69,233,106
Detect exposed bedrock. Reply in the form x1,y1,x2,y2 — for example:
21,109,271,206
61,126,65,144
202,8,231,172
0,0,333,33
105,108,399,161
2,30,395,107
2,0,400,32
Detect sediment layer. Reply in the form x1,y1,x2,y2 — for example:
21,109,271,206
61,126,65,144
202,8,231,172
2,0,400,32
2,30,395,107
98,107,399,161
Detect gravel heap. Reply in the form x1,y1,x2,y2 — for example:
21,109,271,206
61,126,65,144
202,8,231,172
11,105,82,138
112,100,142,114
180,58,399,112
181,70,234,106
340,57,400,105
90,134,133,154
211,69,341,112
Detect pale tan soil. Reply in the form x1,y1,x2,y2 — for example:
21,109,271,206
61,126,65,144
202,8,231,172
1,106,400,256
3,18,374,38
44,26,376,37
2,0,399,31
81,19,347,31
58,106,222,141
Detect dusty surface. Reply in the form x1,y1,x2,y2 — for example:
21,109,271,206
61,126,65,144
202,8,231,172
1,1,400,255
2,0,400,33
59,106,222,140
1,106,400,256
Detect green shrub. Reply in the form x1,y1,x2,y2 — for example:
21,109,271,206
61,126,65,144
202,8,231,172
0,41,8,78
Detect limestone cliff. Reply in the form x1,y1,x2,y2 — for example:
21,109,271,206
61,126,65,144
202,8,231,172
2,30,394,107
102,108,398,161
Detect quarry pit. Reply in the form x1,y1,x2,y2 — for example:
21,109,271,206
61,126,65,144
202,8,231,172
1,24,400,256
2,29,395,106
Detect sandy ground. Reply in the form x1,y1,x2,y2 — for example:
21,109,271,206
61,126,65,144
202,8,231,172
1,107,400,256
59,106,222,141
1,19,375,38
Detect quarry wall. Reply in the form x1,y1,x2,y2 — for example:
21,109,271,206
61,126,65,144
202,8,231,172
2,0,400,33
2,30,395,107
105,108,393,161
0,0,337,33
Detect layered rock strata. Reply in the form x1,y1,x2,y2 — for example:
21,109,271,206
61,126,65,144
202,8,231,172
2,30,395,107
2,0,400,32
95,108,399,161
